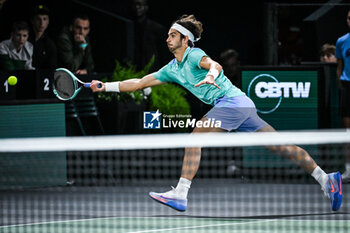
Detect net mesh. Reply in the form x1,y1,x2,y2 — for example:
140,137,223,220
53,70,76,99
0,131,349,233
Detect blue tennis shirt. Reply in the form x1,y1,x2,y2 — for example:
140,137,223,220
153,47,244,105
336,33,350,82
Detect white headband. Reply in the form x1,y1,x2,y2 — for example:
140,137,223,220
171,23,200,43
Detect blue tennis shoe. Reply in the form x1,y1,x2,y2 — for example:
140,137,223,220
149,188,187,212
325,172,342,211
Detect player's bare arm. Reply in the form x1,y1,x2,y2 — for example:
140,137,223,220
194,56,222,89
90,73,163,92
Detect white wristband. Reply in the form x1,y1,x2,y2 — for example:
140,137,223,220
207,69,219,79
105,82,120,92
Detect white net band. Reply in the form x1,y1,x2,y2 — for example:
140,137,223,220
0,129,349,152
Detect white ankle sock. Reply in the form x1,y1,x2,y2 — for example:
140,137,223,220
175,177,191,199
343,163,350,177
311,166,328,190
345,163,350,171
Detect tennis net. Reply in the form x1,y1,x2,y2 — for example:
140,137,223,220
0,130,349,233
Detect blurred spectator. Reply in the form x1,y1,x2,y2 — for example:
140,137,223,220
0,0,6,10
0,20,34,70
335,9,350,182
56,14,94,74
29,4,57,69
0,0,10,41
277,6,304,65
320,43,337,63
130,0,169,71
219,49,241,87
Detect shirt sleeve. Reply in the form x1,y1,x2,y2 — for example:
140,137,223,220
153,63,173,82
25,42,35,70
187,48,207,69
0,41,8,55
335,39,343,59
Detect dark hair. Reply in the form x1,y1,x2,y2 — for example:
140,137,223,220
220,49,239,61
30,5,50,18
173,14,203,46
12,20,30,33
71,13,90,25
320,43,335,56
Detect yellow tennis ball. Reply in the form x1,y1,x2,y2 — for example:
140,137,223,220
8,76,17,86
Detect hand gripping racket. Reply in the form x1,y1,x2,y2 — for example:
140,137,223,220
53,68,101,101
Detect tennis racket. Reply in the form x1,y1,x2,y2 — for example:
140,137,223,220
53,68,101,101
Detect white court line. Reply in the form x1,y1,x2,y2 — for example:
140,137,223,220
0,216,239,229
0,216,120,229
1,216,346,231
0,216,174,229
126,219,278,233
0,217,273,230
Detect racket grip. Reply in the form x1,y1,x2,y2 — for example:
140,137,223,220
84,83,102,88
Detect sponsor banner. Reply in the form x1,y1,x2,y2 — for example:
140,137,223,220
242,70,318,130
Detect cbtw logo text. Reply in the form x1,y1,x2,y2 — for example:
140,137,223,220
247,74,311,114
255,82,310,98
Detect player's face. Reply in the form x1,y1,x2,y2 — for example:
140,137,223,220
347,11,350,29
166,29,184,53
32,14,49,33
73,18,90,38
11,30,29,49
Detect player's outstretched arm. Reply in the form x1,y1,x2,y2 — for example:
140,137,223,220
90,73,163,93
194,56,222,89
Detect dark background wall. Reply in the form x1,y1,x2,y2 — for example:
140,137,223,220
0,0,265,72
1,0,349,72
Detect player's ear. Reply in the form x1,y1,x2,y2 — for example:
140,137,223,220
182,35,189,45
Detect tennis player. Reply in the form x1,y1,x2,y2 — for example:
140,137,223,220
90,14,342,212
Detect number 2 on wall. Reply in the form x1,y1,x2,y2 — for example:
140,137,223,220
43,78,50,91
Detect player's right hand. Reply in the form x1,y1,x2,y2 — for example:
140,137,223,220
90,80,105,92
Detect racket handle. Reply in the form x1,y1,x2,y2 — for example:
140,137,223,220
84,83,102,88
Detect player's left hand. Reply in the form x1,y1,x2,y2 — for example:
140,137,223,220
194,75,220,89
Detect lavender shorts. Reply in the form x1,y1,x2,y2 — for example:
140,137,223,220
205,95,267,132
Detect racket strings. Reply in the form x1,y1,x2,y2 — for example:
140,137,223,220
53,72,76,99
